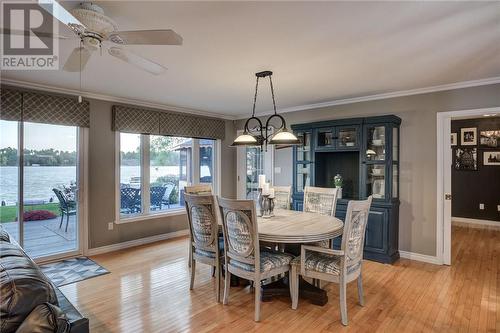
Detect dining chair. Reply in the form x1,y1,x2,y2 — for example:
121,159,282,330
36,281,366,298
185,184,213,195
184,193,223,302
272,185,292,210
290,196,373,326
218,197,294,322
52,188,77,232
303,186,339,216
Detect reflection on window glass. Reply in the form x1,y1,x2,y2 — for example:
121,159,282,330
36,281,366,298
150,136,191,211
120,133,141,216
200,139,214,184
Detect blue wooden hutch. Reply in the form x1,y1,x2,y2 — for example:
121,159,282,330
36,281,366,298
291,115,401,264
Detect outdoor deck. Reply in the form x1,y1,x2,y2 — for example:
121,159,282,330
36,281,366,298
2,216,77,258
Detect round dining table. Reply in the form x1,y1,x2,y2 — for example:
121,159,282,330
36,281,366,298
256,209,344,306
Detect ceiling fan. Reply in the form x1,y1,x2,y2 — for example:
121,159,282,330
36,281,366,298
37,0,183,75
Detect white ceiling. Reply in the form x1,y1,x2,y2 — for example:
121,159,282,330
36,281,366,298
2,1,500,118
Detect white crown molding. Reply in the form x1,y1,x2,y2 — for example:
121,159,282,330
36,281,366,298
237,76,500,119
0,78,237,120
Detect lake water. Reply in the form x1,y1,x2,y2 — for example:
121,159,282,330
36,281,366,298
0,165,186,204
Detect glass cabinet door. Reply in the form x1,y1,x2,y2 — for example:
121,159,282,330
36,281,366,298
296,131,311,161
366,164,386,199
296,163,311,193
316,128,334,149
366,125,386,161
337,126,358,149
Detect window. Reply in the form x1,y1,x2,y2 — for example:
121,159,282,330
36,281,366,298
117,134,218,221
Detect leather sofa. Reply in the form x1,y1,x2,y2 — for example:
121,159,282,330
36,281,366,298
0,227,89,333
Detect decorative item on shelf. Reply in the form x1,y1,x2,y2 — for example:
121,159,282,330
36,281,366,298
333,174,343,199
231,71,301,150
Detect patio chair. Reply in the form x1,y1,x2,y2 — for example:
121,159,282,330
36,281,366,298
161,183,175,208
150,186,167,210
52,188,77,232
120,187,141,214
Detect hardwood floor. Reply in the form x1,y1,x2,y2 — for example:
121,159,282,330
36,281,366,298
60,225,499,332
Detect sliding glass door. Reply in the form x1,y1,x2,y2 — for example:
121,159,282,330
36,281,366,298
0,120,82,260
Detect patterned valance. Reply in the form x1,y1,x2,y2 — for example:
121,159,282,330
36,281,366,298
0,87,90,127
23,91,90,127
0,88,22,121
112,104,225,140
112,105,160,135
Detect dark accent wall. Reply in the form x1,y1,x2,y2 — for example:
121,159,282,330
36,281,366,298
451,117,500,222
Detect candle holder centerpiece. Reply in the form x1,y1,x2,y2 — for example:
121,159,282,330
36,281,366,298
257,174,275,218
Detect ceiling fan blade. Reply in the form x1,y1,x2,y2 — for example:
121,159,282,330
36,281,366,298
0,28,70,39
108,47,167,75
108,30,183,45
63,47,92,72
38,0,86,34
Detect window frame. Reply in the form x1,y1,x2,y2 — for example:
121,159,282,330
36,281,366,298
115,133,220,224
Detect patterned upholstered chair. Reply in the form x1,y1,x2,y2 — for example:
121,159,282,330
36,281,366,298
218,197,294,322
272,186,292,210
303,186,339,216
184,193,222,302
290,196,373,326
185,184,213,195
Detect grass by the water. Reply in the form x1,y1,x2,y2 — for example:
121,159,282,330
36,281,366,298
0,203,60,223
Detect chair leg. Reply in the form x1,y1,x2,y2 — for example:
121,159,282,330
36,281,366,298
290,267,299,310
188,245,192,268
190,259,196,290
340,281,348,326
65,213,69,232
211,266,216,277
357,274,365,306
59,212,64,229
215,263,221,303
254,279,261,322
223,266,230,305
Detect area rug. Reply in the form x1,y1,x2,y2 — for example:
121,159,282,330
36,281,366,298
40,257,109,287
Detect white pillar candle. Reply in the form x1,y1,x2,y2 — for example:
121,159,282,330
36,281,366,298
258,174,266,189
263,183,270,195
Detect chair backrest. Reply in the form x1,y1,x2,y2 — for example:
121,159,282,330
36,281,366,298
341,196,373,267
150,186,167,205
120,187,140,209
217,197,260,273
303,186,338,216
52,188,68,209
272,186,292,210
184,193,219,254
185,184,213,195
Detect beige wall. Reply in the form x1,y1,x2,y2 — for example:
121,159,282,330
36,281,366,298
234,83,500,256
88,99,235,249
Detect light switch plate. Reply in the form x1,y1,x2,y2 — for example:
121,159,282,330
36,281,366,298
108,222,114,230
479,203,485,210
498,205,500,212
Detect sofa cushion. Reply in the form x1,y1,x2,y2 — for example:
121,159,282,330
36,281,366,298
0,242,57,333
15,303,70,333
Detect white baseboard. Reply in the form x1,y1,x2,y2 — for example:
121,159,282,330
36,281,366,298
86,229,189,256
452,217,500,228
399,250,441,265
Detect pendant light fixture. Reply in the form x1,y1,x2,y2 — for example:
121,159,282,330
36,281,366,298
231,71,300,148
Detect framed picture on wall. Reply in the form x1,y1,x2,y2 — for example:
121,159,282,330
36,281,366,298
454,148,477,170
461,127,477,146
483,151,500,166
480,130,500,148
451,133,457,146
